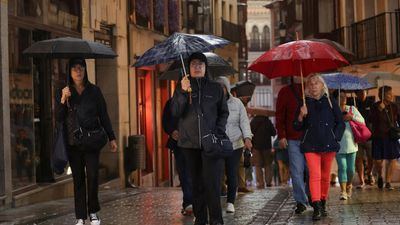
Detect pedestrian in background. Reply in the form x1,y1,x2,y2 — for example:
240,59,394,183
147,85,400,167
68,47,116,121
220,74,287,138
294,74,345,221
273,138,290,186
369,86,400,190
334,91,364,200
162,98,193,216
276,77,309,214
250,115,276,188
215,76,253,213
171,52,229,225
56,58,118,225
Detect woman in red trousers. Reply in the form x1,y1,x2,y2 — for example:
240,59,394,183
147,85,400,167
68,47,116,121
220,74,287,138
293,74,345,221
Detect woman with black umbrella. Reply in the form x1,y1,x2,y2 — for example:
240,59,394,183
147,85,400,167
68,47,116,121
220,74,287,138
56,58,117,225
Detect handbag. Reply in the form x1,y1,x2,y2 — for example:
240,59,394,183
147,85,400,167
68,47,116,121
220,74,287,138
52,122,68,175
243,149,252,168
66,104,108,150
348,106,372,143
201,118,233,159
385,105,400,140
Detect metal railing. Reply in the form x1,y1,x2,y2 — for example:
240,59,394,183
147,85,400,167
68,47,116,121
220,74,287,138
221,18,240,42
333,11,400,63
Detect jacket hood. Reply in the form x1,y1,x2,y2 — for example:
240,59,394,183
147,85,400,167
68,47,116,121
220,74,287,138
215,76,231,94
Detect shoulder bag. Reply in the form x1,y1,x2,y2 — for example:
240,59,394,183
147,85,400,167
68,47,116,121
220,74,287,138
348,106,372,143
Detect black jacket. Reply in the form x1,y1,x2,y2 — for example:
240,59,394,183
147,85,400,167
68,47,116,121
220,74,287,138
171,77,229,149
293,95,345,153
250,116,276,150
56,83,116,141
162,98,179,150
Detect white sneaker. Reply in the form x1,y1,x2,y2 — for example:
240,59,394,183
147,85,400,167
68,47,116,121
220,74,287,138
226,202,235,213
89,213,101,225
339,191,347,200
181,204,193,216
75,219,85,225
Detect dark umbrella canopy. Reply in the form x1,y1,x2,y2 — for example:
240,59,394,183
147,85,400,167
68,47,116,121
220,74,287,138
133,32,230,68
159,52,237,80
23,37,117,58
231,80,256,97
309,38,354,61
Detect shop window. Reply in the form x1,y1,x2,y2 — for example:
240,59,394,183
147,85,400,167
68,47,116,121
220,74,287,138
9,27,36,190
16,0,43,18
133,0,150,28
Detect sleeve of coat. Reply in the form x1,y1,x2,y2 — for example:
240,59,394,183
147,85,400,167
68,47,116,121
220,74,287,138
293,105,305,131
276,88,287,139
97,88,116,141
238,99,253,139
332,99,345,141
170,83,189,118
55,89,67,123
162,99,176,135
216,85,229,135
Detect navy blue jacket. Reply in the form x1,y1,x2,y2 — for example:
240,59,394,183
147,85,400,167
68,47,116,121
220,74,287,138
293,95,345,153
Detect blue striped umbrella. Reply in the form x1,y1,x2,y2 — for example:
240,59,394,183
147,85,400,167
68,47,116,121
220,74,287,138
321,72,375,90
133,32,230,68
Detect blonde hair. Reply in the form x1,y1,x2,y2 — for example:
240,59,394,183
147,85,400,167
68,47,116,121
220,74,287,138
305,73,332,108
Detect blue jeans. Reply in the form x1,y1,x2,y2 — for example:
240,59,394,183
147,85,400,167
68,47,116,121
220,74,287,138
288,140,309,205
336,152,357,183
173,147,193,208
224,148,243,204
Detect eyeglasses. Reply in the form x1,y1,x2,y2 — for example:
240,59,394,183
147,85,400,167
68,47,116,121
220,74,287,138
71,65,85,71
190,62,205,68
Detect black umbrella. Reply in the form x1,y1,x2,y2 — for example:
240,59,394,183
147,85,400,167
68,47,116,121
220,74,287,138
159,52,237,80
23,37,117,58
231,80,256,98
309,38,354,61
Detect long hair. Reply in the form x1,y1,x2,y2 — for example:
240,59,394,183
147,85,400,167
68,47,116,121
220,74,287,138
305,73,332,108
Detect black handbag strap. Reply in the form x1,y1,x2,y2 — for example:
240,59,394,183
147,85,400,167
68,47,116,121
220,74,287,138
384,104,396,127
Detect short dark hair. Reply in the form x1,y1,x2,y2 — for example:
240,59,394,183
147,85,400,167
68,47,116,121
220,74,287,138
378,85,392,100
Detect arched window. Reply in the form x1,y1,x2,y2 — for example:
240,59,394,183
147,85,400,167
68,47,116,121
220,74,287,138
261,26,271,50
249,26,260,51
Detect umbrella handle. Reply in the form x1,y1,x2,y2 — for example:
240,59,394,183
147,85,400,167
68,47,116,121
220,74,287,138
300,61,306,105
180,54,192,104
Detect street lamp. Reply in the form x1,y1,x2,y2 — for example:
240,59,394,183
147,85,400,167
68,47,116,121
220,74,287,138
279,21,287,44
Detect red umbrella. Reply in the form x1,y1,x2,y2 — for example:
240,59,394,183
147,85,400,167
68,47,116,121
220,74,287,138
248,40,349,103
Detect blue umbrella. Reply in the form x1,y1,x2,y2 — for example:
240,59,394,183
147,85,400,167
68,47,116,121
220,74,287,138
133,32,230,69
321,72,375,90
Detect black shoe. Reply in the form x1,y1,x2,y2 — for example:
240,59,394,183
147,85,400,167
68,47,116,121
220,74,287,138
311,201,321,221
320,199,328,217
295,203,307,214
377,177,383,189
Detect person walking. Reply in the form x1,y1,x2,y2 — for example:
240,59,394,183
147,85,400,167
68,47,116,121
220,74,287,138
162,98,193,215
273,138,290,187
250,115,276,188
56,58,118,225
276,78,309,214
351,90,375,188
294,74,345,221
369,86,400,190
334,91,365,200
170,52,229,225
215,76,253,213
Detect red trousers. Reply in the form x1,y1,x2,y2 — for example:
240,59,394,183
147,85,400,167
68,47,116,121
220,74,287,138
304,152,336,202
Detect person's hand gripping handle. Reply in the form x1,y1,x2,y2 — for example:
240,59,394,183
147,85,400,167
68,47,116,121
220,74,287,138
181,74,192,104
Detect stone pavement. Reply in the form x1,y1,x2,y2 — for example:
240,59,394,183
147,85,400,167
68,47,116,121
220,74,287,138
1,184,400,225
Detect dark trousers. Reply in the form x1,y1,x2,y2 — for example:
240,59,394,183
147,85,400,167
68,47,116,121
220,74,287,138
224,148,243,204
173,147,193,208
183,148,224,225
68,146,101,220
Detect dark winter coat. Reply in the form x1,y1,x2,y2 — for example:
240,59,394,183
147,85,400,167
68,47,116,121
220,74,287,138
162,98,179,150
250,116,276,150
56,83,116,141
171,77,229,149
293,95,345,153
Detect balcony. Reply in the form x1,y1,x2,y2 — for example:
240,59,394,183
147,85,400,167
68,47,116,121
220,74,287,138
221,19,240,42
332,11,400,64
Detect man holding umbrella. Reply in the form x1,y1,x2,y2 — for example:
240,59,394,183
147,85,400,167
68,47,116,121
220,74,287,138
171,52,229,225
